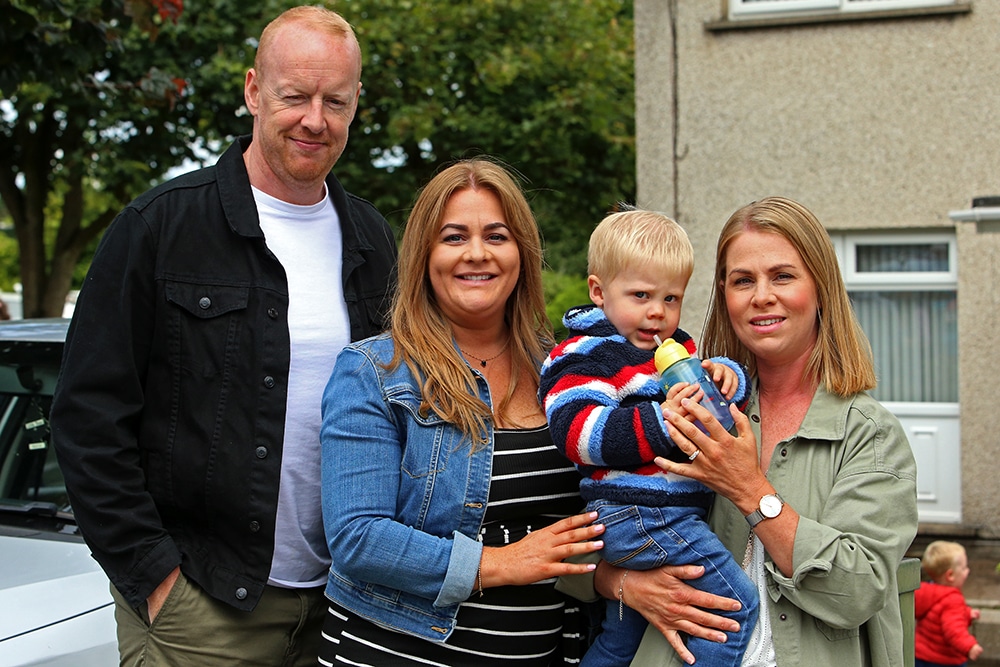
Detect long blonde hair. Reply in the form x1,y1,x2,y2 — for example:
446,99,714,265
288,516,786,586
390,159,553,448
701,196,876,396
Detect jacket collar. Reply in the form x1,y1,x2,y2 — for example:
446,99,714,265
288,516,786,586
750,381,856,444
215,136,375,264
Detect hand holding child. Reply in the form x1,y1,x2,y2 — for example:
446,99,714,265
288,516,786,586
479,512,604,589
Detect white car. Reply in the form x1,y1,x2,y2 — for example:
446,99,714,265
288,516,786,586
0,319,118,666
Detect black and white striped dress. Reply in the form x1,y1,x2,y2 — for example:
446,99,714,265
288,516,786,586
319,425,592,666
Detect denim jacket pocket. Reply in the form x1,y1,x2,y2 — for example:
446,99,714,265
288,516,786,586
387,388,462,480
163,280,251,377
165,280,249,319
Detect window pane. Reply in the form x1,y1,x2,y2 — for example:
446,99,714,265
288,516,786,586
855,243,949,273
850,290,957,402
731,0,955,16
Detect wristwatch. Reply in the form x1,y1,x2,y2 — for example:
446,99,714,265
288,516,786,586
745,493,784,528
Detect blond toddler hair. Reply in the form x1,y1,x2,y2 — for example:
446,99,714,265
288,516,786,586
921,540,967,582
587,208,694,283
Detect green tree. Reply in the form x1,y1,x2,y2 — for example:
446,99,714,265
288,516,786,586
336,0,635,276
1,0,633,316
0,0,265,316
543,270,591,339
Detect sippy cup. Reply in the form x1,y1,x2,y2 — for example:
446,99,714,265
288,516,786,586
654,337,735,433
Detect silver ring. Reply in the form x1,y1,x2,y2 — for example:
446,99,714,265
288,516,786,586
688,449,701,461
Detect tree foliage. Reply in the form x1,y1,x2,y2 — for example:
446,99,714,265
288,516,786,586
0,0,265,316
0,0,633,317
335,0,635,275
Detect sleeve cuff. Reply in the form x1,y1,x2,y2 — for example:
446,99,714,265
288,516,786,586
709,356,750,406
435,531,483,607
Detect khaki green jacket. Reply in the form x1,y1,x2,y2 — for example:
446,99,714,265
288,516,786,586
626,385,918,667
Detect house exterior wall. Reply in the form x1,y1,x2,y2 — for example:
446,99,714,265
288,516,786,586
635,0,1000,537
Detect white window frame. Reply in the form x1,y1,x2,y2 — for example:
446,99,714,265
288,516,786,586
730,0,955,19
832,231,957,291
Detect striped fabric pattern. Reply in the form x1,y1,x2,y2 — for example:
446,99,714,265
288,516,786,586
540,305,746,508
318,426,592,666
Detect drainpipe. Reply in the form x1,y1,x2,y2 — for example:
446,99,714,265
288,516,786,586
948,196,1000,222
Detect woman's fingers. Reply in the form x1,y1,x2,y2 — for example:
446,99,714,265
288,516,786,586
552,511,602,532
483,512,605,587
616,564,740,665
547,511,606,548
658,409,705,464
663,631,695,665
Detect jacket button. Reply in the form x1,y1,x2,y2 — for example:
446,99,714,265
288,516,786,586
267,307,279,319
249,521,260,532
781,448,788,457
235,588,248,600
198,297,212,309
255,446,268,459
779,613,787,621
751,414,761,423
263,376,275,388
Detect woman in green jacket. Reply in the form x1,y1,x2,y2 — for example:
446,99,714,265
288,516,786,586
597,197,918,667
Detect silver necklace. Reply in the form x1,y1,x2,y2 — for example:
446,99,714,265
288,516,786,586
460,338,511,368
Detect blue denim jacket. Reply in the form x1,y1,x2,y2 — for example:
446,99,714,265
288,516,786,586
321,333,497,642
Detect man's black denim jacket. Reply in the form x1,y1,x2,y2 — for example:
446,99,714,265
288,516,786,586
51,136,397,611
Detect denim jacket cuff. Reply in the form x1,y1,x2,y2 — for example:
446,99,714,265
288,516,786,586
434,531,483,607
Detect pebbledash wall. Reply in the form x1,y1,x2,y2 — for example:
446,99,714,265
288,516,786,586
633,0,1000,538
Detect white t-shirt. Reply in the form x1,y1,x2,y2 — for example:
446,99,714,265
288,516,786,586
253,185,350,588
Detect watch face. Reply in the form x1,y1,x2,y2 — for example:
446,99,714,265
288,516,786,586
760,494,782,518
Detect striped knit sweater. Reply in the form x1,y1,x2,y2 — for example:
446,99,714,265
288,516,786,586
539,305,749,507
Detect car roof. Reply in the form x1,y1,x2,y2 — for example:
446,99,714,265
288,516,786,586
0,318,70,344
0,319,69,394
0,319,68,360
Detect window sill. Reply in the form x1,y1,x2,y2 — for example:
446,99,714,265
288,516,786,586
704,2,971,32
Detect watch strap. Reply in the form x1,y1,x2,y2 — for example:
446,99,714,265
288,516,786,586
745,493,784,528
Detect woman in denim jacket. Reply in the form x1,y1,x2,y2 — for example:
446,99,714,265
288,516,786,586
318,159,605,665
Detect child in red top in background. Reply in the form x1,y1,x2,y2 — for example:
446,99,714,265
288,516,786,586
915,540,984,667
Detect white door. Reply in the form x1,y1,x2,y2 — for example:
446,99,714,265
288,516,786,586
834,232,960,524
885,402,961,523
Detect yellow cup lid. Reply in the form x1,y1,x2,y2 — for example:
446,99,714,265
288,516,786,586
654,338,690,373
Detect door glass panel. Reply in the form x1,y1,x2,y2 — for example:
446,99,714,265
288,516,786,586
850,290,958,402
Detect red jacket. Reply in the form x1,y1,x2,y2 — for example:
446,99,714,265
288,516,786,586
914,581,978,664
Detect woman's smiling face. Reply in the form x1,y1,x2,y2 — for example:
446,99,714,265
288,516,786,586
428,188,521,329
723,230,820,369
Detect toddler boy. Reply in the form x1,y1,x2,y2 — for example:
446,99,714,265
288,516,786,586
915,540,984,667
540,209,758,667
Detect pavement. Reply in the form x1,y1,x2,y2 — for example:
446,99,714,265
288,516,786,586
908,529,1000,666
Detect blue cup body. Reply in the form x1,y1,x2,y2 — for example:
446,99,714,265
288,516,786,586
659,358,735,433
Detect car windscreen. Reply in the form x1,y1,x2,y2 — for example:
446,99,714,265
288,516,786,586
0,392,74,524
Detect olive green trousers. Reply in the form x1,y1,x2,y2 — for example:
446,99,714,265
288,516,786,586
111,571,326,667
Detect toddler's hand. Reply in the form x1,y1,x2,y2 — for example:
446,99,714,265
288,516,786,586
702,360,738,399
969,643,983,661
662,383,701,422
